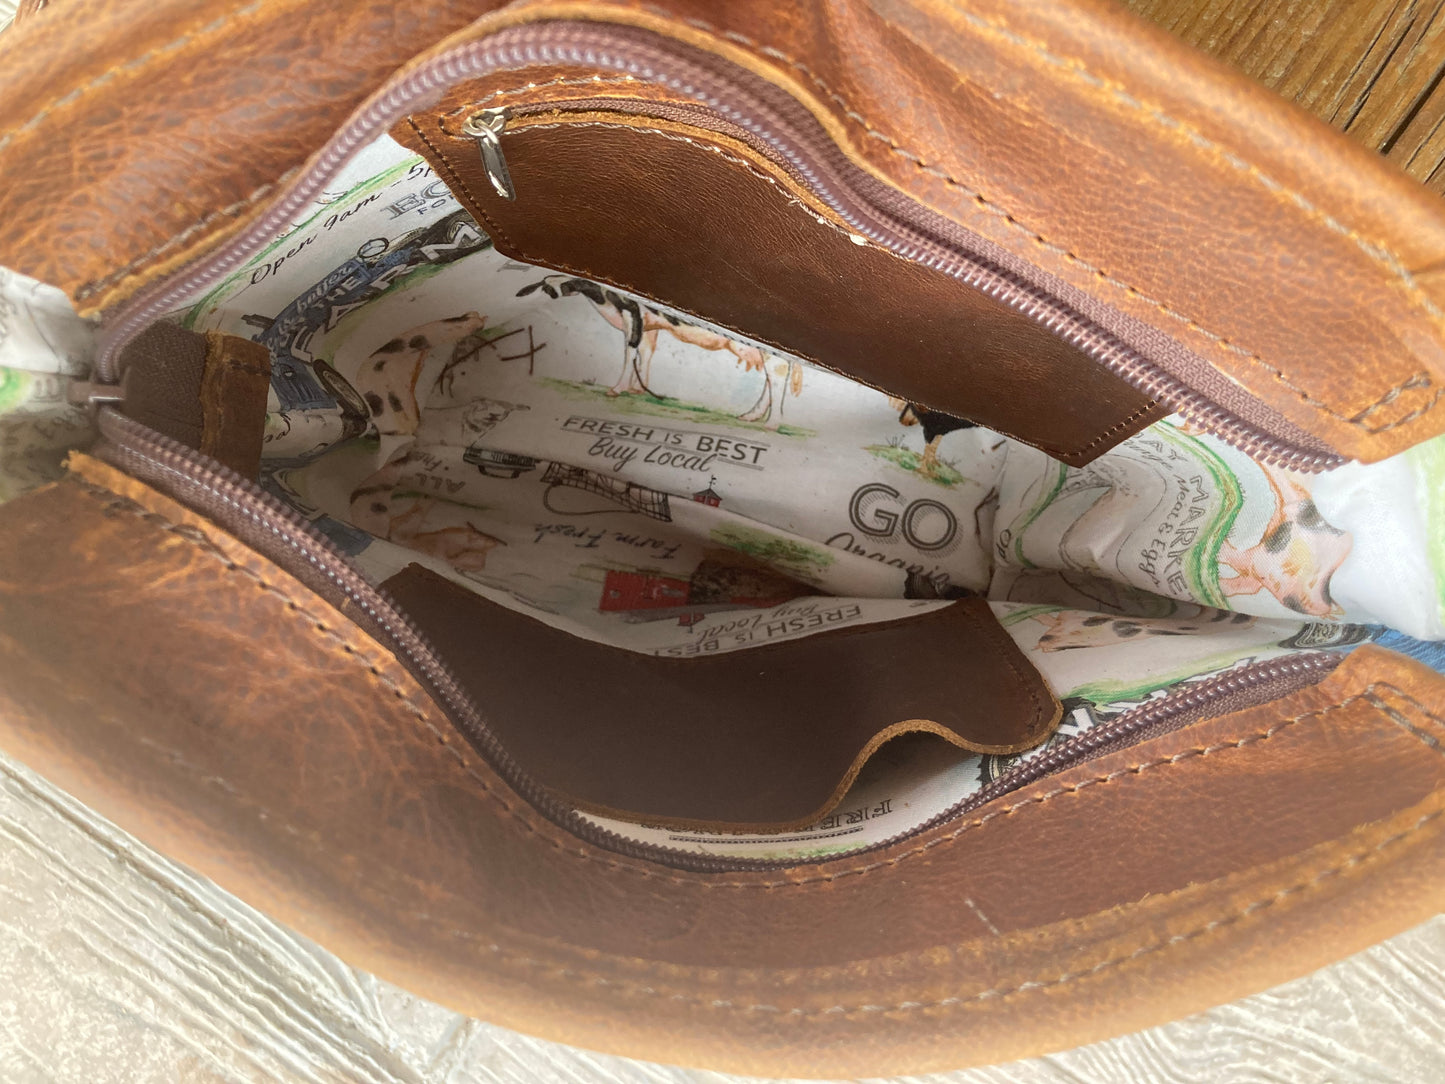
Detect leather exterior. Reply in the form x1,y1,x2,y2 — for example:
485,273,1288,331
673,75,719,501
10,0,50,24
3,0,1445,460
0,457,1443,1075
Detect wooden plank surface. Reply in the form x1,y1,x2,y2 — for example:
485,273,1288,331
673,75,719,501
1125,0,1445,193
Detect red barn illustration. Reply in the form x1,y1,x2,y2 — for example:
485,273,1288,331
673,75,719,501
692,478,723,507
597,552,807,624
598,570,691,612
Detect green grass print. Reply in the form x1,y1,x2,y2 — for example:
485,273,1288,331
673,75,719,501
864,443,965,487
998,425,1242,602
179,158,430,327
709,523,834,575
1410,434,1445,625
1003,460,1069,570
1152,424,1241,609
996,603,1068,628
0,367,31,413
1004,605,1287,706
1066,647,1279,707
540,379,814,437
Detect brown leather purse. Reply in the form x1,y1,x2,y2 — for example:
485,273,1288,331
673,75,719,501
3,0,1445,1075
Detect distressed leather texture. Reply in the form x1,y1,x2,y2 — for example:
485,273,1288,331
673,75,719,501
6,0,1445,1074
3,0,1445,461
0,459,1443,1075
119,324,271,478
395,101,1166,464
196,330,271,478
383,563,1060,830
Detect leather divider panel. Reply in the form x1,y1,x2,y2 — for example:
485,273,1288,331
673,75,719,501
395,97,1167,467
381,563,1061,830
119,323,271,478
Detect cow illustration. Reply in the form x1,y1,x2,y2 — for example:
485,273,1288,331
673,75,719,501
517,276,803,424
349,452,504,572
352,312,487,439
1218,468,1352,617
1031,606,1256,652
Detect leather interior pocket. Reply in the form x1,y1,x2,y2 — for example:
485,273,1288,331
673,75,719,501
382,564,1061,831
395,84,1167,467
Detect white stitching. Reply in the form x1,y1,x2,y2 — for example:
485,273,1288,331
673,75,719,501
0,0,265,156
414,804,1445,1016
73,171,297,302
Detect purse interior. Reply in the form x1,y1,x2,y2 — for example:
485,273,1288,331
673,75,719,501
5,114,1445,858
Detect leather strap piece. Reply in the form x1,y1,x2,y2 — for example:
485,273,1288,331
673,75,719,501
1,461,1444,1074
197,331,271,477
4,0,1445,461
118,324,271,477
383,564,1059,830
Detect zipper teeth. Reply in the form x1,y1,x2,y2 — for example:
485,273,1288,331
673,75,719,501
914,648,1344,837
100,408,1341,872
501,95,1332,470
97,409,735,871
94,21,1338,472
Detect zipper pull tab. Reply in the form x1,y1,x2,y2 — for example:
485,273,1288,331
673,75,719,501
67,378,126,409
461,107,516,201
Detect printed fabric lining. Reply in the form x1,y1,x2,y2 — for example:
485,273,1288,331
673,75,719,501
2,134,1444,856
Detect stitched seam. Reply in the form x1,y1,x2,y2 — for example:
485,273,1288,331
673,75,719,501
639,5,1443,429
1364,691,1445,754
513,118,876,241
1062,400,1162,456
64,477,556,839
460,117,1145,457
64,471,786,879
62,472,1445,892
73,171,298,302
71,480,437,717
438,74,648,116
22,2,1435,426
504,225,1102,459
0,0,267,159
967,593,1051,741
413,804,1445,1015
44,485,1443,1013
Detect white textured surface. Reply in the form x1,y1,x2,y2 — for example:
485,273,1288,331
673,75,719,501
0,750,1442,1083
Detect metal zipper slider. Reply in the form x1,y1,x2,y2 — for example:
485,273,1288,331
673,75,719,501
67,378,126,409
460,107,515,200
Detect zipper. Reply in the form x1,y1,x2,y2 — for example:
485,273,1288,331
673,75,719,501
90,18,1341,471
92,406,1342,872
80,19,1354,870
458,97,800,194
920,649,1344,837
460,106,516,200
